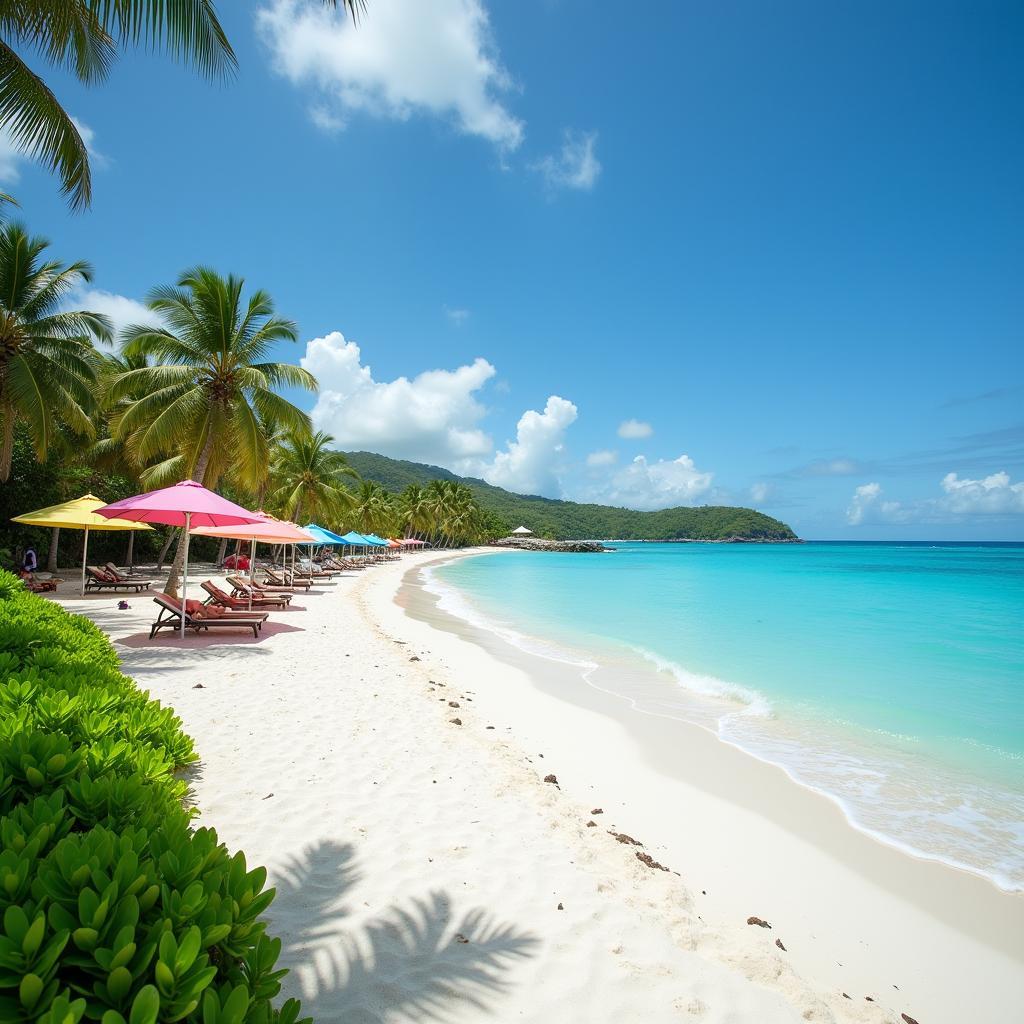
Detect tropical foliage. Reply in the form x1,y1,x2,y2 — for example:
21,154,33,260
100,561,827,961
340,451,799,541
268,431,358,525
108,267,317,594
0,569,308,1023
0,1,236,209
0,223,111,482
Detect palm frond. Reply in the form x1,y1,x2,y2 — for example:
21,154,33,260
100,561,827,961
89,0,237,79
0,42,91,209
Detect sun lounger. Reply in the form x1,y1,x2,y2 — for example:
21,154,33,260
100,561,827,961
226,573,302,597
262,567,312,590
104,562,148,581
205,579,290,609
86,566,153,592
149,594,268,639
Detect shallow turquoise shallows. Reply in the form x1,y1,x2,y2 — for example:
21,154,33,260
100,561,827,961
429,542,1024,890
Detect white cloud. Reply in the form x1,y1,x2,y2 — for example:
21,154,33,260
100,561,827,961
846,481,881,525
847,471,1024,526
750,481,772,504
309,104,345,134
476,396,578,496
0,115,103,186
618,418,653,439
593,454,713,511
257,0,525,152
0,130,23,186
940,471,1024,515
586,449,617,467
70,117,106,166
301,331,496,464
533,129,601,191
444,305,470,326
67,289,164,340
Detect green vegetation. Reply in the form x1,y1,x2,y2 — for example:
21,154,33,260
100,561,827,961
0,2,235,210
0,223,111,482
0,569,306,1023
343,451,799,541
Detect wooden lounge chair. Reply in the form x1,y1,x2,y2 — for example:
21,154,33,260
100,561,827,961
204,579,290,609
149,594,268,639
294,562,337,580
86,566,154,592
104,561,150,582
228,576,302,598
262,567,312,590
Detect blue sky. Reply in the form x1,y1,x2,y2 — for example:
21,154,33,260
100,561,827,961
3,0,1022,539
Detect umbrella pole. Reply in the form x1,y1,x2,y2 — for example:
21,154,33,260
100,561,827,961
249,537,255,611
81,525,89,597
181,512,191,639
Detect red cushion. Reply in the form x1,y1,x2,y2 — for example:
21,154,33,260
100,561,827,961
184,599,204,616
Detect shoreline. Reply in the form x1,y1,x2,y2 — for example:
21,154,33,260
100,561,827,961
50,551,1023,1023
382,548,1024,1024
421,551,1022,894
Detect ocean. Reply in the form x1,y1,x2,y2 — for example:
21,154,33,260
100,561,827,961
425,542,1024,891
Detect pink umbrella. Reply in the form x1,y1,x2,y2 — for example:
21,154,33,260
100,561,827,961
97,481,262,638
192,515,315,610
401,538,427,546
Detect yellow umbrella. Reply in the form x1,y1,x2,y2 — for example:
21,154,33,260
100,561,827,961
12,494,153,596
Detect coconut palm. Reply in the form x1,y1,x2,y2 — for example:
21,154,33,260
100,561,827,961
398,483,432,539
108,265,316,593
0,2,236,209
350,479,396,537
0,222,111,481
0,3,369,210
268,430,359,526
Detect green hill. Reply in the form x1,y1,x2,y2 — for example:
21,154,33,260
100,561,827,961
343,451,799,541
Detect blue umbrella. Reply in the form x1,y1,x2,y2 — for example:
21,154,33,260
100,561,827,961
301,523,348,545
340,530,372,545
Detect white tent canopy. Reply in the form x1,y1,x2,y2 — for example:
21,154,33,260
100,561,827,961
511,525,533,535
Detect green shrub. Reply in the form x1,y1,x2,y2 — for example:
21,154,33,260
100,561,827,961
0,570,308,1024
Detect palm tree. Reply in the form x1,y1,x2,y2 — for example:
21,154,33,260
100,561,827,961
108,266,316,594
350,479,396,537
268,430,359,526
398,483,431,539
0,2,368,210
0,222,111,481
0,2,236,209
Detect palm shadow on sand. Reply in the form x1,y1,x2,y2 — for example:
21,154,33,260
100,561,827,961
270,839,539,1023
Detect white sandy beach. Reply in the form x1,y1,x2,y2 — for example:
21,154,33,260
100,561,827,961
53,549,1024,1024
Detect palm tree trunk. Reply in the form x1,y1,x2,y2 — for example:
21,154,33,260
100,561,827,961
215,538,228,566
156,530,176,571
165,436,216,597
0,409,14,483
124,531,135,569
46,527,60,572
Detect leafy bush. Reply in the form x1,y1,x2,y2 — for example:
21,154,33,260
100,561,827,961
0,570,308,1024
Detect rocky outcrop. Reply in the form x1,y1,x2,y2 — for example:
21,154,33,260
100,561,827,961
491,537,610,553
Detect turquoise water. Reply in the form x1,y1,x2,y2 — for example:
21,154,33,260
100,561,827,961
427,542,1024,889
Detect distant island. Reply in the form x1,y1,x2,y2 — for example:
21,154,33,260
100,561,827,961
343,451,799,542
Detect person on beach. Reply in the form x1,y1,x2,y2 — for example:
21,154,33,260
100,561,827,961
22,546,37,573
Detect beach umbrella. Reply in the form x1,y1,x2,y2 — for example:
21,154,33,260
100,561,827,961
97,481,262,638
401,538,427,546
192,515,315,609
11,494,154,597
301,523,348,545
511,525,533,536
